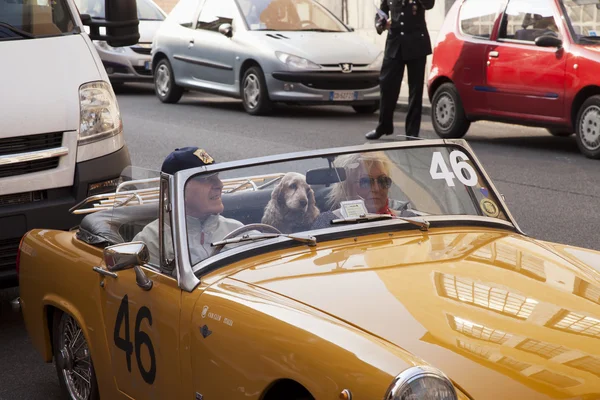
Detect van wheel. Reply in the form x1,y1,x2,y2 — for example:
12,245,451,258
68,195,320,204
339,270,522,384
53,311,100,400
154,59,183,104
576,95,600,159
242,66,273,115
431,83,470,139
546,128,573,137
352,102,379,114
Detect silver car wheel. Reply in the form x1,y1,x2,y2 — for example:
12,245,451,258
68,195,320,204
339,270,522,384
435,93,456,131
156,64,171,97
244,74,261,110
579,105,600,151
58,314,92,400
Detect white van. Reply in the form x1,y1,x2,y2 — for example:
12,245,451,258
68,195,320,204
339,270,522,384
0,0,139,288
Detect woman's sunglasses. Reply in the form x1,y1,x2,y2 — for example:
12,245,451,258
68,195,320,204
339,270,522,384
358,176,393,189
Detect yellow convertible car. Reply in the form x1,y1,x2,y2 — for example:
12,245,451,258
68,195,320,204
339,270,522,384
16,140,600,400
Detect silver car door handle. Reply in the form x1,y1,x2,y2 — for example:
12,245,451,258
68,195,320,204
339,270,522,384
93,266,117,278
489,51,499,58
188,38,195,48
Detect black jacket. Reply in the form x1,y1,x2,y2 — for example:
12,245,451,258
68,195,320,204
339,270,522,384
379,0,435,60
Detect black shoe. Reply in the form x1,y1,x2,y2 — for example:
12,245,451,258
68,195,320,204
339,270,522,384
365,130,392,140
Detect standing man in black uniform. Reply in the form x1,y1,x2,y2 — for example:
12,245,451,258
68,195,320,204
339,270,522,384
365,0,435,140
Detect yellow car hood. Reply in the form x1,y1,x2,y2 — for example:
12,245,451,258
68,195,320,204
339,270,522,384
231,229,600,399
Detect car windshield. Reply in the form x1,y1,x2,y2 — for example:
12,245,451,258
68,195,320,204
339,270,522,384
236,0,347,31
0,0,76,39
183,144,511,267
561,0,600,42
74,0,165,21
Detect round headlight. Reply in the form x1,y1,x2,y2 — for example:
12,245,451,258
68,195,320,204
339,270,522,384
385,366,457,400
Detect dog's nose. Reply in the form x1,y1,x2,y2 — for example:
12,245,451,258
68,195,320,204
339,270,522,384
299,199,308,208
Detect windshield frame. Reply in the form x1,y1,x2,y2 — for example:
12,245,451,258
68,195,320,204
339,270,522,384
234,0,350,32
168,140,523,291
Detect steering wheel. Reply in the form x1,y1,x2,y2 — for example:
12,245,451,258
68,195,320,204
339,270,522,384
300,20,319,29
210,223,282,256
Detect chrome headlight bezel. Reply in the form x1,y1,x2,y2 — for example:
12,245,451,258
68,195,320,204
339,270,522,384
385,366,458,400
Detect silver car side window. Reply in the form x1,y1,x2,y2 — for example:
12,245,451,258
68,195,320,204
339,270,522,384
197,0,236,31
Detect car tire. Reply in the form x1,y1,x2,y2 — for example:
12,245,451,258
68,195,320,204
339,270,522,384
53,310,100,400
352,102,380,114
242,66,273,115
154,58,183,104
546,128,574,137
431,82,471,139
575,95,600,159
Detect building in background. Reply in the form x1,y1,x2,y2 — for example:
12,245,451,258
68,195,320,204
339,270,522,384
153,0,457,88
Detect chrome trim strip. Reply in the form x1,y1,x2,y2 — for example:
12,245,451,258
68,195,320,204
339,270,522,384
173,55,233,71
0,147,68,166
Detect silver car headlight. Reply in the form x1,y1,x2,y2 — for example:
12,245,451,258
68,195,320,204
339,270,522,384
78,81,123,145
94,40,127,54
368,51,384,70
275,51,321,70
385,366,458,400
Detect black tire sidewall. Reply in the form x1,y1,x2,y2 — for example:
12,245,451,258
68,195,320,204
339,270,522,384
154,59,183,103
53,311,100,400
242,66,272,115
575,96,600,159
431,83,470,139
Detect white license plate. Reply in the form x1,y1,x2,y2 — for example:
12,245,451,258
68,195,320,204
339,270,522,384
330,91,358,101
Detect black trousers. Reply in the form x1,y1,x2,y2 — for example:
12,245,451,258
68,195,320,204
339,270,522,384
376,56,427,137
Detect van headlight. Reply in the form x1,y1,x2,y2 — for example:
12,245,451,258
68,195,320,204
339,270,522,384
78,81,123,145
385,366,457,400
275,51,321,70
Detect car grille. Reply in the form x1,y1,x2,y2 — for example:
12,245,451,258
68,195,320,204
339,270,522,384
0,191,46,207
131,47,152,55
0,132,63,157
133,66,153,76
302,78,379,90
0,158,60,179
0,238,20,274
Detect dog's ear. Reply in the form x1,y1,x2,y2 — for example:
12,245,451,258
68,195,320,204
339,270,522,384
274,180,287,206
303,187,320,224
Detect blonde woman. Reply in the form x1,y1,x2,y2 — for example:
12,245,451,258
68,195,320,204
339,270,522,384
311,152,415,230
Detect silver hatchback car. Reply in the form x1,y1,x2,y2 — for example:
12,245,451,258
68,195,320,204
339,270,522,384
151,0,384,115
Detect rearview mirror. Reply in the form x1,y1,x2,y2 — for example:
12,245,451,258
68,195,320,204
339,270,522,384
219,23,233,38
306,167,347,185
535,35,562,48
104,242,153,290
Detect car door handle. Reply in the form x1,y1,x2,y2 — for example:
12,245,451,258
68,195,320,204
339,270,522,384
188,38,195,48
93,266,117,278
489,51,499,58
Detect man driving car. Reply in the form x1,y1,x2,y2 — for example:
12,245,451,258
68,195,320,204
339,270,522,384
133,147,244,268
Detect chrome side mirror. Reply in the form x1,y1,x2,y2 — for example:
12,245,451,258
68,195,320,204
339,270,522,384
219,23,233,38
104,242,153,290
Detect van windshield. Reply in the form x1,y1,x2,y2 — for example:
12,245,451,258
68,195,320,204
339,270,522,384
74,0,165,21
0,0,76,40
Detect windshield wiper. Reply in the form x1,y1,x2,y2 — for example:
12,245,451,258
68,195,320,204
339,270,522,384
212,232,317,247
0,22,35,39
299,29,339,32
331,214,430,231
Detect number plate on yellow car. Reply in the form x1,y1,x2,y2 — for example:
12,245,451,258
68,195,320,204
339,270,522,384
329,91,358,101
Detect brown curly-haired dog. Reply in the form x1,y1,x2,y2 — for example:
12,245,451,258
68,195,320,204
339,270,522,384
261,172,320,233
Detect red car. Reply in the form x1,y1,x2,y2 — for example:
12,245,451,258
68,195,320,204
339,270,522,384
428,0,600,159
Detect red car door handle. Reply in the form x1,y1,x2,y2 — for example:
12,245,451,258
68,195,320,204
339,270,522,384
489,51,499,58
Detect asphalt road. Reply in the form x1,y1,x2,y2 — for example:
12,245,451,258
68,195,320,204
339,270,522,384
1,83,599,399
